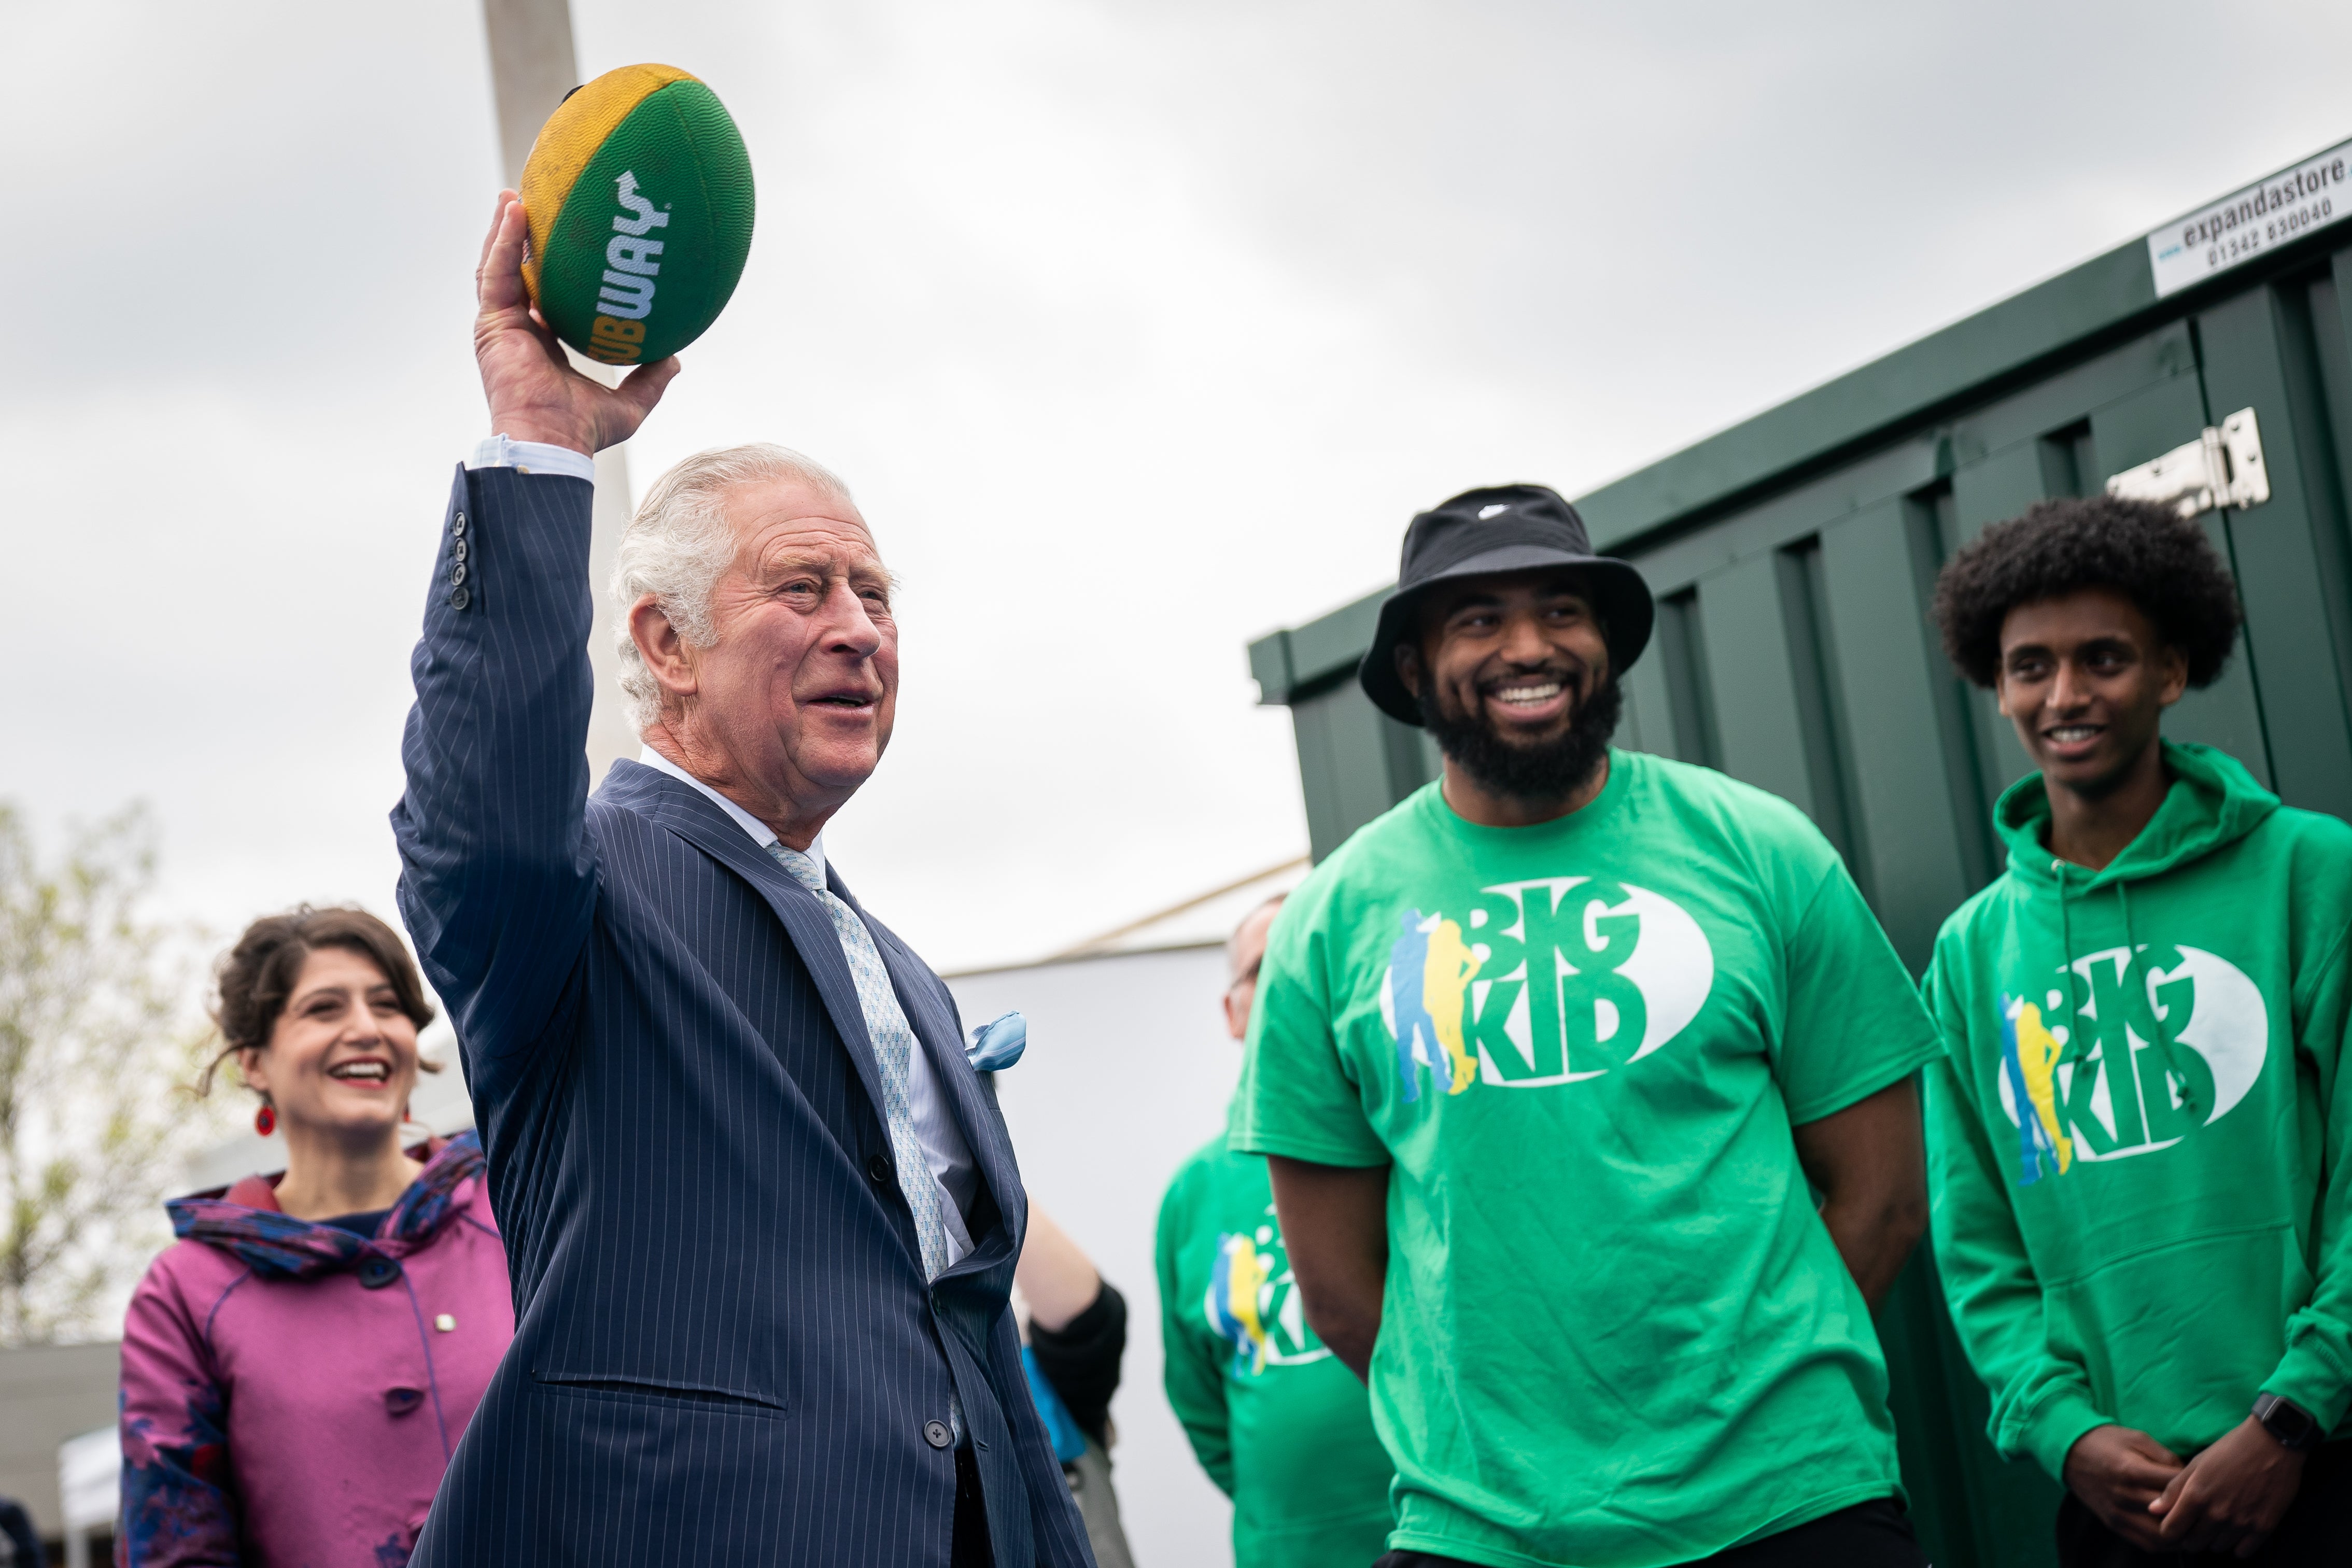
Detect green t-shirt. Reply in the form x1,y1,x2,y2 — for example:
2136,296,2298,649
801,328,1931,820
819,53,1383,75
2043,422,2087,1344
1233,751,1940,1568
1156,1134,1396,1568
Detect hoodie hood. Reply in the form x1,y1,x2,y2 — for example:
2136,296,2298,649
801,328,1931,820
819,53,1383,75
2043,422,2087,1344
166,1130,485,1279
1993,740,2279,891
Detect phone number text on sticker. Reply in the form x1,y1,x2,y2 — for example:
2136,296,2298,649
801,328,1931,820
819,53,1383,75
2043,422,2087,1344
2149,146,2350,298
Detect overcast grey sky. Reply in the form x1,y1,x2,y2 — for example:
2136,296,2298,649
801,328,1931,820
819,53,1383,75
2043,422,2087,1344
8,0,2351,973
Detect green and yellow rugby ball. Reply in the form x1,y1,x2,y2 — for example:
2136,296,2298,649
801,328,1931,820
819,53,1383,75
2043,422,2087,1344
520,64,755,366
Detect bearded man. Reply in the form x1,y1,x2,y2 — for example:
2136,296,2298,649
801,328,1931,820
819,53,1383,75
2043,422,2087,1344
1233,485,1940,1568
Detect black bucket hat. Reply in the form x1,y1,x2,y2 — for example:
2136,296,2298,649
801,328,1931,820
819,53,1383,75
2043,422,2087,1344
1357,483,1654,726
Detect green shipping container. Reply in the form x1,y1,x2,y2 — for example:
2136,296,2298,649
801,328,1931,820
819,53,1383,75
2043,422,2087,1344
1246,138,2352,1567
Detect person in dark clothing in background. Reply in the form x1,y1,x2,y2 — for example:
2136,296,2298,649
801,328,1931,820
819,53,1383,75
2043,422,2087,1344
1018,1207,1135,1568
0,1498,41,1568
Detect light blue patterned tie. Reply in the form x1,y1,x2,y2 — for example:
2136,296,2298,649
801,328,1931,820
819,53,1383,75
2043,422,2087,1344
767,841,954,1284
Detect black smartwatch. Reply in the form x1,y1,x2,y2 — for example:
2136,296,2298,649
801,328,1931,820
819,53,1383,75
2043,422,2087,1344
2252,1392,2323,1452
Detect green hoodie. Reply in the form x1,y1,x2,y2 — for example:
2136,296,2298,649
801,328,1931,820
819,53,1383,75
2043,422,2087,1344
1923,741,2352,1479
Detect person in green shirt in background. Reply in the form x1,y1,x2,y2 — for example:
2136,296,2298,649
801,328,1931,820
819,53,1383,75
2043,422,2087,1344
1157,894,1396,1568
1235,485,1942,1568
1921,496,2352,1565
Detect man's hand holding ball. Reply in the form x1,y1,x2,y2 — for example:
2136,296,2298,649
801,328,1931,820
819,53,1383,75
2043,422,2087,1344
474,191,678,457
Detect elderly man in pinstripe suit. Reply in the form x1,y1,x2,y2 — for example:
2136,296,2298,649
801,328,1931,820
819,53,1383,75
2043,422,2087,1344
393,191,1093,1568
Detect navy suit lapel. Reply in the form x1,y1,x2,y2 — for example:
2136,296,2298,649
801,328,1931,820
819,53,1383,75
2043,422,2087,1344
603,763,895,1124
600,762,1019,1277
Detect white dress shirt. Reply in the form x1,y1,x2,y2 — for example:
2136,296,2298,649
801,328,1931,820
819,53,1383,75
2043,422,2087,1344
468,433,598,481
466,438,979,1268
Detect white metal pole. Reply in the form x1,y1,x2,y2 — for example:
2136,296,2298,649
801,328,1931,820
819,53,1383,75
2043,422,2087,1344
478,0,641,786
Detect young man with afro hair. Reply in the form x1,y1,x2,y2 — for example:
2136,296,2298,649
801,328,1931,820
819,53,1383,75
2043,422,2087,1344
1920,495,2352,1564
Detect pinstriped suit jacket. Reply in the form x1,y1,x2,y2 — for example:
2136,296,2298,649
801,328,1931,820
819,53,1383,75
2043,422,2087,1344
392,464,1092,1566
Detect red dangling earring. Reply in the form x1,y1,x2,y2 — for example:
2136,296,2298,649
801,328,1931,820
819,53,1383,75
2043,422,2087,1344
255,1101,276,1137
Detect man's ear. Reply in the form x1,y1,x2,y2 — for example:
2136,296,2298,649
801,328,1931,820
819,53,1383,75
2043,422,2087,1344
1395,641,1424,699
629,595,700,704
2155,644,2190,709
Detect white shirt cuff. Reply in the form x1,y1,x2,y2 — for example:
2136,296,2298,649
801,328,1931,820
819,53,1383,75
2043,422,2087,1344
468,434,597,482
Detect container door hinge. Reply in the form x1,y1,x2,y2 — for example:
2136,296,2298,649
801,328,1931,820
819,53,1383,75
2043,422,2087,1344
2105,407,2270,517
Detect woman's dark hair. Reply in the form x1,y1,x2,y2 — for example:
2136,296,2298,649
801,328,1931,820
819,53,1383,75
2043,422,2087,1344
1931,495,2243,689
198,906,439,1095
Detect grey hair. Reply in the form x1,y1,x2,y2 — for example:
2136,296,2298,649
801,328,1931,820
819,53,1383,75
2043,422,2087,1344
610,443,856,732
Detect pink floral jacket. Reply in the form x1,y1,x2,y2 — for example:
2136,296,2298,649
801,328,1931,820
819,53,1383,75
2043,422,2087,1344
117,1135,513,1566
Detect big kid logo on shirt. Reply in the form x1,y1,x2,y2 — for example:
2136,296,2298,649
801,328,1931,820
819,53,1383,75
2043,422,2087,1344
1996,942,2268,1185
1205,1202,1327,1375
1380,876,1714,1100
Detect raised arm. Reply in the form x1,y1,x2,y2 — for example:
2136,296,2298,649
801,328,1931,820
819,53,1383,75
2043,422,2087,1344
390,193,678,1069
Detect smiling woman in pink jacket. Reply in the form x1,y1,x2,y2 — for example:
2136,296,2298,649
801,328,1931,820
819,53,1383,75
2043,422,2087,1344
117,907,514,1566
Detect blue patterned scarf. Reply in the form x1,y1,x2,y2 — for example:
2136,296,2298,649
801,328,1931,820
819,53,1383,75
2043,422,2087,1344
166,1131,486,1279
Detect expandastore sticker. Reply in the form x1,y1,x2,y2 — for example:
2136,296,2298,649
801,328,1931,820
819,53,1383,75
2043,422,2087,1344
2148,139,2352,298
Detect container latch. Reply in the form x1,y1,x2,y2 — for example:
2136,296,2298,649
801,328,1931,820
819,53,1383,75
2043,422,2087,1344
2105,407,2270,517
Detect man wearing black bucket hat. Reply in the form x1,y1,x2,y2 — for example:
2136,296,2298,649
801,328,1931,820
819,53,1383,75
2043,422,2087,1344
1233,485,1940,1567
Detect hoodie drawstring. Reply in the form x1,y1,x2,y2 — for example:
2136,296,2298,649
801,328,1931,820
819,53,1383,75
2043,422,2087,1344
2120,879,2200,1117
2053,859,2080,1063
2116,879,2145,1033
2052,866,2199,1128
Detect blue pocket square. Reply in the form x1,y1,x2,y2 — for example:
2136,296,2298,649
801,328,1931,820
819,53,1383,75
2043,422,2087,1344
966,1011,1026,1071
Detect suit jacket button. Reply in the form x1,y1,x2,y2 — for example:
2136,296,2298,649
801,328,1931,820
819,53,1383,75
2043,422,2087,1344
923,1419,952,1449
449,586,471,611
452,512,467,534
867,1153,892,1187
449,563,468,586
